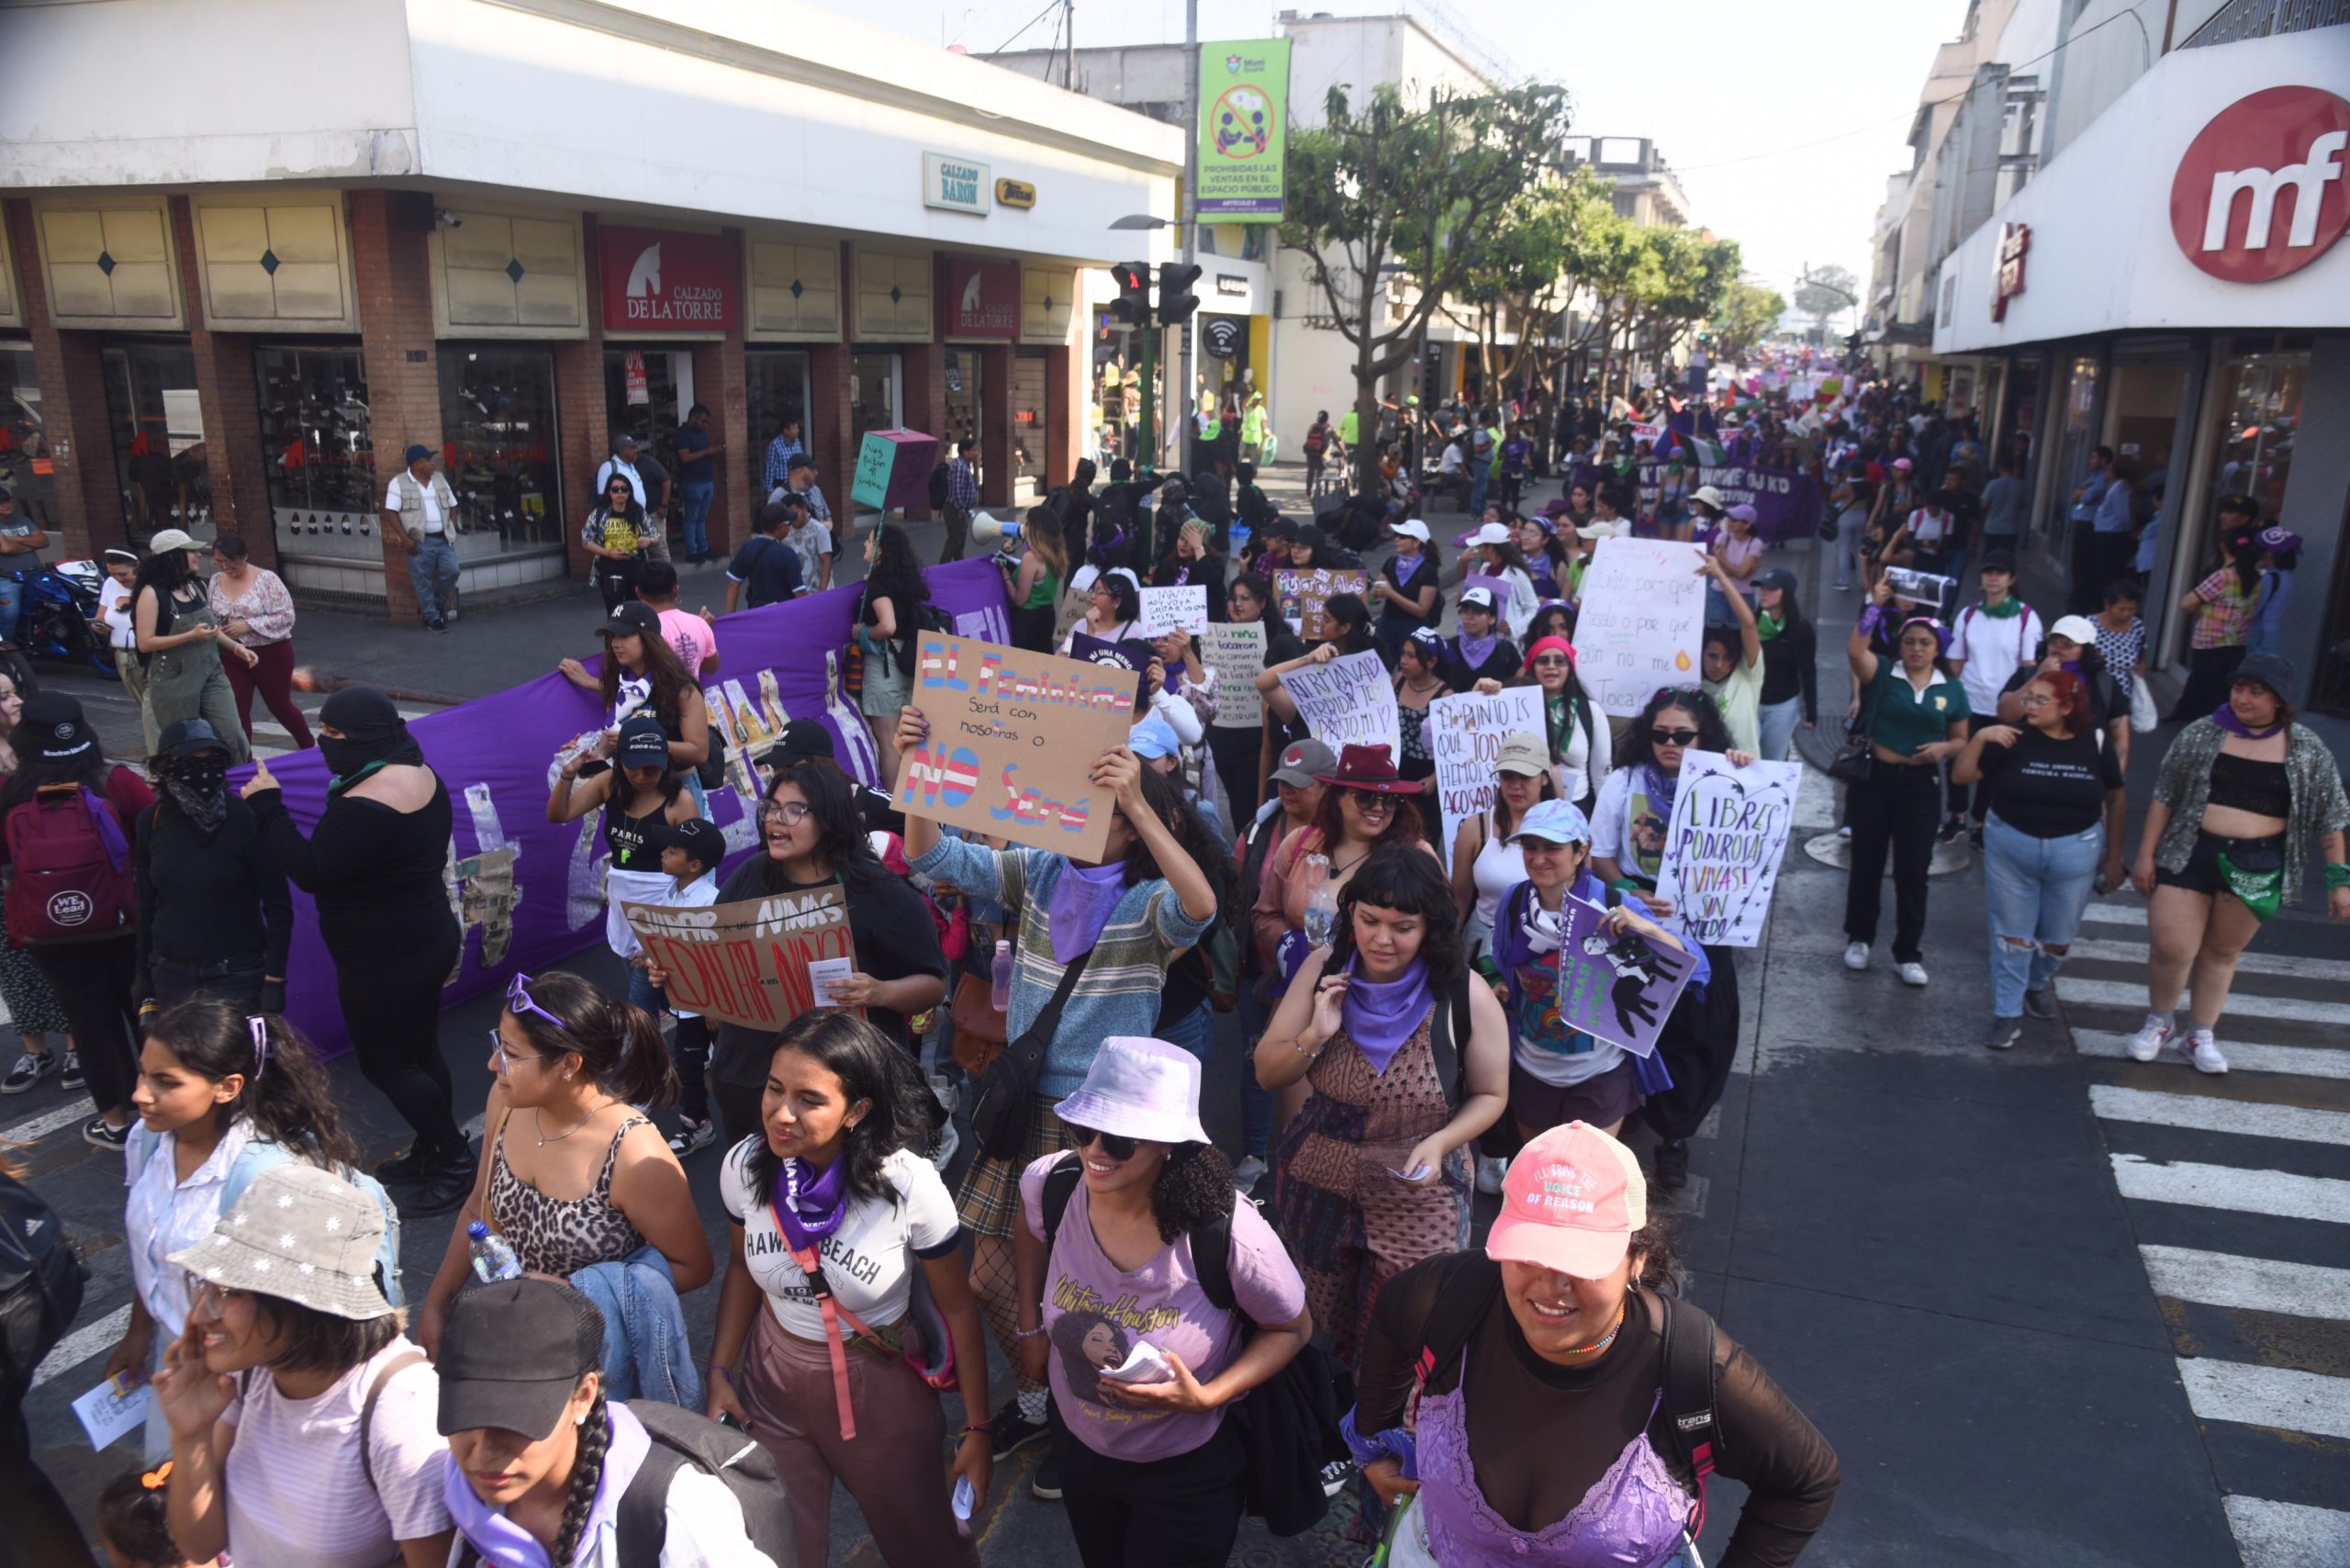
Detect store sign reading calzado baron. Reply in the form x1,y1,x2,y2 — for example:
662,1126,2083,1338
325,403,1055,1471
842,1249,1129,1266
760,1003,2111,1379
2170,85,2350,284
925,152,993,216
599,225,736,331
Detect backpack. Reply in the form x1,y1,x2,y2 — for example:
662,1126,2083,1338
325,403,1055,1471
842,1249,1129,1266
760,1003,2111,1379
927,462,951,510
0,1167,84,1395
1041,1156,1346,1536
5,783,137,945
618,1400,800,1566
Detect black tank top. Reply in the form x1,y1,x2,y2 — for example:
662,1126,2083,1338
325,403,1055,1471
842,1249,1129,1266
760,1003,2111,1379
603,793,669,871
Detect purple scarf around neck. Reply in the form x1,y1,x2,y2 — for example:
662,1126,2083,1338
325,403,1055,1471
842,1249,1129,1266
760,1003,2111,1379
2211,704,2283,740
1048,860,1129,964
1640,762,1680,823
771,1154,851,1253
1455,633,1498,673
1342,958,1434,1075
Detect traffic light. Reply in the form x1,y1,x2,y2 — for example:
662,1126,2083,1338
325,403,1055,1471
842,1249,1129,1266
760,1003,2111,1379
1109,262,1151,327
1157,263,1203,325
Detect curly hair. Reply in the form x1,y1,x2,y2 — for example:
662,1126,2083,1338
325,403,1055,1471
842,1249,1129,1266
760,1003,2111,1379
551,1389,610,1567
506,969,677,1110
97,1465,182,1568
1615,687,1731,773
1328,841,1463,986
1147,1139,1237,1245
1117,764,1221,897
145,1001,361,1170
742,1011,943,1206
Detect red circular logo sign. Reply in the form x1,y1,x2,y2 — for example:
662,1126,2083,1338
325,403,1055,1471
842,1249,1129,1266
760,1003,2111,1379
2170,85,2350,283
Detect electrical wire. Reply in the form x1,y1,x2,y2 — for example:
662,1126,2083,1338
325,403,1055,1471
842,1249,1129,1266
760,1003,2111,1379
991,0,1063,54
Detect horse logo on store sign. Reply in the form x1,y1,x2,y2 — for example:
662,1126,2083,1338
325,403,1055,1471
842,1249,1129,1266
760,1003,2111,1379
2169,85,2350,284
625,243,662,300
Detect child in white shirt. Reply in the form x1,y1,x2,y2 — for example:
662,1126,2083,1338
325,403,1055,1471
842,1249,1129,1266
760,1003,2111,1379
618,817,726,1156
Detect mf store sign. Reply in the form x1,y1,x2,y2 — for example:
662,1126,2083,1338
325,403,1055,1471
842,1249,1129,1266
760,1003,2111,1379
2170,84,2350,284
599,225,736,333
925,152,993,217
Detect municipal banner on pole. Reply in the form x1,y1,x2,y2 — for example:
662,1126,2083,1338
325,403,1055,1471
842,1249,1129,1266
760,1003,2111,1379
1197,39,1291,221
1427,687,1545,869
621,886,855,1030
1276,649,1401,763
1574,538,1707,719
1201,622,1265,729
1652,752,1802,947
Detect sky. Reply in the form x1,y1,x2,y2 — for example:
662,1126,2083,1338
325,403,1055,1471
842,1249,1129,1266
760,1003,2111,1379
800,0,1970,332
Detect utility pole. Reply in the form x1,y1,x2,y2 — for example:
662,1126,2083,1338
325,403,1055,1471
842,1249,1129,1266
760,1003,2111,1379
1166,0,1198,476
1062,0,1074,88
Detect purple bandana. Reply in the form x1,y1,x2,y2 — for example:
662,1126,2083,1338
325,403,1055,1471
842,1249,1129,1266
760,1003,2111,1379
1342,958,1434,1076
770,1154,850,1254
1047,860,1129,964
2211,703,2283,740
1454,633,1498,673
1640,763,1680,825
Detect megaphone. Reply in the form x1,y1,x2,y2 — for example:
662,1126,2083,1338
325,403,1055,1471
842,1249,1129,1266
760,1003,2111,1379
970,510,1023,546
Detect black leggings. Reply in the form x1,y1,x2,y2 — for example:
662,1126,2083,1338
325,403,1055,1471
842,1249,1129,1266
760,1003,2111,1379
1051,1406,1247,1568
1205,722,1266,831
29,935,141,1119
331,917,466,1157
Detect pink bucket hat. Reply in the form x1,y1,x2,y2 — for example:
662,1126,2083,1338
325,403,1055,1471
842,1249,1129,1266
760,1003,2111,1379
1484,1122,1647,1278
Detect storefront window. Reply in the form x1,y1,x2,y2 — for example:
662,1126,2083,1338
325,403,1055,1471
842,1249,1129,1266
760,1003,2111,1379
2041,352,2099,548
441,347,564,555
1011,349,1047,502
254,345,375,562
604,348,685,467
2207,350,2302,522
944,350,984,456
103,342,211,547
744,350,809,498
847,352,901,512
0,343,59,530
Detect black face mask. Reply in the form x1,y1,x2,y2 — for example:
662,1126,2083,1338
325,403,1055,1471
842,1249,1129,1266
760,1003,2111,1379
317,733,372,778
164,756,230,833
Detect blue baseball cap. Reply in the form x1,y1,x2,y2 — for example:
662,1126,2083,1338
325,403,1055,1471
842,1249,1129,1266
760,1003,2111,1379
1512,800,1593,846
1128,715,1183,761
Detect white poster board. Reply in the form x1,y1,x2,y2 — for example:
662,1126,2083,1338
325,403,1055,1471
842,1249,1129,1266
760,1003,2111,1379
1201,622,1265,730
1138,585,1210,637
1653,751,1802,947
1427,687,1546,868
1574,537,1707,718
1276,649,1401,762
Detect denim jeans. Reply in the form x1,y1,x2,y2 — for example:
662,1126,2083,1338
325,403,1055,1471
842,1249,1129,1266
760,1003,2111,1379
627,965,665,1017
1231,981,1275,1158
1835,508,1867,587
678,482,714,558
1756,696,1804,763
570,1245,705,1409
1469,468,1491,518
0,575,20,644
1981,812,2104,1018
408,535,460,623
1160,1000,1213,1062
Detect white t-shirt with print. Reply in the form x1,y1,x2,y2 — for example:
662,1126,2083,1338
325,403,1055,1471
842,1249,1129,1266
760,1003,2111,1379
720,1142,960,1340
1951,602,2044,719
99,576,139,650
220,1336,451,1568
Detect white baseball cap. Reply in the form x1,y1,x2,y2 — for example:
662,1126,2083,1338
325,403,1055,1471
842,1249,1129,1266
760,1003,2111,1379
1392,518,1430,543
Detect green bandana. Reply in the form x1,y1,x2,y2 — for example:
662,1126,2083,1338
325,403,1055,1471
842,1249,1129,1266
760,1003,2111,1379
1757,611,1785,642
1978,594,2025,619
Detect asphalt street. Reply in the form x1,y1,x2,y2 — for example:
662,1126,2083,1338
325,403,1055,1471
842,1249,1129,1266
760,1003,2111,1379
8,467,2345,1567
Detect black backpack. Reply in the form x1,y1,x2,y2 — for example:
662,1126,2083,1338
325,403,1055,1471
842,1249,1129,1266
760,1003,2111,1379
927,462,952,510
0,1168,85,1397
618,1402,800,1566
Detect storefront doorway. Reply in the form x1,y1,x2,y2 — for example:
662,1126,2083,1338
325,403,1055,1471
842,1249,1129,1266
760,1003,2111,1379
745,349,810,498
848,351,901,514
603,348,690,469
0,342,59,532
102,341,210,547
2038,352,2101,554
1012,347,1048,503
944,349,982,454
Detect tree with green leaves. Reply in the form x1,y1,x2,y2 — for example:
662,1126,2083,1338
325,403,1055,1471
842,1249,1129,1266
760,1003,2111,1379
1282,80,1574,488
1703,279,1786,364
1442,166,1612,397
1622,230,1740,395
1795,264,1858,337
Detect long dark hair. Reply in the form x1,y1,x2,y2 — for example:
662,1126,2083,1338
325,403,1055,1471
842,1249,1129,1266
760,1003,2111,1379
146,1002,361,1169
0,746,116,812
1049,1308,1126,1405
867,523,931,636
592,475,646,529
599,622,697,735
1322,592,1377,656
757,759,882,889
132,543,196,609
741,1011,942,1205
1310,778,1428,858
552,1389,610,1567
505,969,677,1109
1118,766,1219,895
1147,1141,1237,1244
2223,528,2265,594
1617,687,1732,772
1328,842,1464,988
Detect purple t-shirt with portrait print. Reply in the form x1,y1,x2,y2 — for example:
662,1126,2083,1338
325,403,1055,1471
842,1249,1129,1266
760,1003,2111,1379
1019,1152,1305,1462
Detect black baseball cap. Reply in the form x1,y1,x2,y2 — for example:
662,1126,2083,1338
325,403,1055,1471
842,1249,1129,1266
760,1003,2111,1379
761,718,835,770
656,816,727,869
436,1277,607,1439
615,715,670,768
599,601,660,640
1978,550,2018,575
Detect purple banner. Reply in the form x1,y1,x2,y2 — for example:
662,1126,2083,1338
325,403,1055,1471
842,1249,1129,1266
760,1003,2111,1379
246,561,1012,1057
1635,460,1822,545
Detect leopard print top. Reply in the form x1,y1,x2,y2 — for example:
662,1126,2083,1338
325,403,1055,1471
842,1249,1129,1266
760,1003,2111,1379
487,1114,651,1278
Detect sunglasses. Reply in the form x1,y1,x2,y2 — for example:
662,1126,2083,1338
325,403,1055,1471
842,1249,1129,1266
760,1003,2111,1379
1650,728,1701,746
1532,655,1571,669
507,972,570,1037
1063,1124,1140,1161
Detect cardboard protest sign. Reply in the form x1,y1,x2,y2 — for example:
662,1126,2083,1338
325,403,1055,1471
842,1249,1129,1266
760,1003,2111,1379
1273,567,1367,641
1427,686,1545,869
1139,585,1210,637
898,634,1137,860
1555,894,1696,1057
1654,752,1801,947
849,429,940,512
1201,622,1265,729
1574,538,1706,719
1276,649,1400,762
622,885,856,1031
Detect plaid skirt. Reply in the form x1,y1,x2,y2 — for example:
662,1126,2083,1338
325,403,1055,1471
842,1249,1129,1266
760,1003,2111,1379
956,1093,1080,1238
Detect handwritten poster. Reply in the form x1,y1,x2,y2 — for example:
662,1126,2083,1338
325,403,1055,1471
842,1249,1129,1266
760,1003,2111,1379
1201,622,1266,730
1653,752,1801,947
901,634,1137,860
621,885,856,1031
1574,538,1706,718
1556,894,1695,1058
1139,585,1210,637
1427,687,1545,868
1276,649,1401,762
1273,567,1367,641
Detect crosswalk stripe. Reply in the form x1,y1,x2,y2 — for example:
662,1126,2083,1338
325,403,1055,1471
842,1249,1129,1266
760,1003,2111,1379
2080,903,2147,927
2090,1084,2350,1148
2111,1154,2350,1226
2178,1358,2350,1441
2075,1030,2350,1080
2141,1246,2350,1322
30,1303,132,1390
2056,977,2344,1026
2065,938,2350,984
2222,1495,2350,1568
0,1101,91,1147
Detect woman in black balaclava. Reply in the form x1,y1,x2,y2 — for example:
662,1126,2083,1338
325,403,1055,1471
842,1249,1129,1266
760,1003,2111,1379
133,717,290,1017
241,687,473,1215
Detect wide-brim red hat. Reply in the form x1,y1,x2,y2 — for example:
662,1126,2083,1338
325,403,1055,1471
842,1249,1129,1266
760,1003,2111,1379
1315,743,1424,794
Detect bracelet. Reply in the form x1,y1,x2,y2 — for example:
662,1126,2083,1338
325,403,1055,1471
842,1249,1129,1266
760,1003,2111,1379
2326,862,2350,890
1013,1324,1046,1341
961,1421,994,1436
704,1363,732,1382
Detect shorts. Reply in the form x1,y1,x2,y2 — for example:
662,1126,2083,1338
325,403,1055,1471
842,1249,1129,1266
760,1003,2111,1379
2155,829,2284,898
1507,1054,1641,1133
955,1093,1081,1238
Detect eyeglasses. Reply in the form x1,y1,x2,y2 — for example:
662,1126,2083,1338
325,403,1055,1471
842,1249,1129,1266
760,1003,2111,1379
1650,728,1701,746
1062,1124,1140,1161
2019,693,2054,708
758,801,813,826
488,1029,546,1072
183,1272,245,1319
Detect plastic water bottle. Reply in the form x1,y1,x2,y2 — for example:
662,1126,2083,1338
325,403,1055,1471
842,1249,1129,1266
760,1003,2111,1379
990,939,1013,1014
467,1221,521,1284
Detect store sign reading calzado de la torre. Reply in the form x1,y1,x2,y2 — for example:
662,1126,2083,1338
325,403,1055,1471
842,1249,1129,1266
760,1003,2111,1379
599,225,737,331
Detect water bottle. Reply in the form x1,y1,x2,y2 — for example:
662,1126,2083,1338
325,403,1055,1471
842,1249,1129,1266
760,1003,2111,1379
1303,854,1337,948
467,1221,520,1284
990,939,1013,1014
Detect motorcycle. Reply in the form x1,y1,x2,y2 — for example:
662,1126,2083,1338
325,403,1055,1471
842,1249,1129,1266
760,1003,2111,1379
4,560,117,679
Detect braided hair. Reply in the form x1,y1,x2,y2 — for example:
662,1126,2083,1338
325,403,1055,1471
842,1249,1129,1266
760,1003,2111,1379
549,1387,610,1567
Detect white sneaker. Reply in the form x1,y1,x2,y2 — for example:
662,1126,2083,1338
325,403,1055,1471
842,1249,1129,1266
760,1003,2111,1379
1897,961,1930,988
2178,1031,2229,1075
2125,1014,2173,1062
1475,1155,1507,1195
1231,1154,1268,1193
1842,941,1870,971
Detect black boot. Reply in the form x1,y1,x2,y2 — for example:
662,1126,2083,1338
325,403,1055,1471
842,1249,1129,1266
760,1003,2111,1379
1654,1137,1691,1193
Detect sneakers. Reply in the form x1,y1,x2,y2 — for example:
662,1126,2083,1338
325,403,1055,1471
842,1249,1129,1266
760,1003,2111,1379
1897,961,1930,988
1842,941,1870,972
1983,1017,2022,1051
2178,1030,2229,1075
1968,823,1984,851
989,1397,1050,1460
1936,816,1966,844
1029,1454,1062,1501
2022,988,2059,1020
1319,1458,1356,1497
82,1114,129,1150
1475,1155,1508,1195
1231,1154,1269,1193
1653,1138,1690,1192
2126,1013,2174,1062
666,1115,718,1157
2,1050,55,1094
59,1050,84,1092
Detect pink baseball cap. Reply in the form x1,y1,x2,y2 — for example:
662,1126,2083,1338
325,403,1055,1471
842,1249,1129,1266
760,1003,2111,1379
1484,1122,1647,1278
